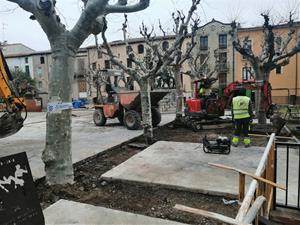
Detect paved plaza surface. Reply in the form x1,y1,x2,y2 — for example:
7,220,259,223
102,141,265,197
0,110,174,179
44,200,187,225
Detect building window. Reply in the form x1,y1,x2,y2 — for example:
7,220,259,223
40,56,45,64
219,34,227,49
276,66,282,74
219,73,227,87
126,45,133,54
25,57,28,64
37,67,42,77
97,50,102,59
242,67,253,80
92,62,97,70
38,81,43,89
25,65,30,76
162,41,169,51
77,58,85,75
137,44,144,54
200,54,208,64
219,52,227,63
104,60,111,69
127,58,133,68
200,36,208,50
242,39,252,59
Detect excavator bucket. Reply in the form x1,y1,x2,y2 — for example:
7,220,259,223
0,112,24,138
0,49,26,138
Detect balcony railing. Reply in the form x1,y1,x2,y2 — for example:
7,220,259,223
216,62,230,72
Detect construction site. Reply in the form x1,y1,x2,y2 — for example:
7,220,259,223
1,0,300,225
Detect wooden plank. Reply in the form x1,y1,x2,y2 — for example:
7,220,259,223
243,196,266,224
239,173,245,202
249,134,294,139
236,133,275,222
208,163,286,190
174,204,250,225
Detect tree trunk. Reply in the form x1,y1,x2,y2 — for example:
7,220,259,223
173,65,184,120
255,72,267,124
140,79,153,144
42,39,75,185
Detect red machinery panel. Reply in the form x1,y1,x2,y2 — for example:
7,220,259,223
186,98,201,113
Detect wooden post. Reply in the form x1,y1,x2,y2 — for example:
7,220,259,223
264,143,275,217
239,173,245,202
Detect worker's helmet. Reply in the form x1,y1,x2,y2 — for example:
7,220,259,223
234,86,246,96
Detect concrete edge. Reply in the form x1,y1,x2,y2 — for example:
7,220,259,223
100,176,238,199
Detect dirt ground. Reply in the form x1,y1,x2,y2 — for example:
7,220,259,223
36,123,273,225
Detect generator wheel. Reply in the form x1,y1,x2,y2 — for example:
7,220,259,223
93,108,106,126
124,110,141,130
151,107,161,127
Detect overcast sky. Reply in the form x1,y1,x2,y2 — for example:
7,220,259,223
0,0,299,51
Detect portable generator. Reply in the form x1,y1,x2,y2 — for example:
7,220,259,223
202,136,231,155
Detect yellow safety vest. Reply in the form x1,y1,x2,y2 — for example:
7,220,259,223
232,96,250,119
199,87,205,96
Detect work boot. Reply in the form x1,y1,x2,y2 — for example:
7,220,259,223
232,136,239,147
243,137,251,148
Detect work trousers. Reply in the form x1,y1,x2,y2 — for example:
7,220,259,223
234,118,250,137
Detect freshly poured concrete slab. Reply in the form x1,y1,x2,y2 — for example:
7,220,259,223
0,111,174,179
44,199,186,225
102,141,265,197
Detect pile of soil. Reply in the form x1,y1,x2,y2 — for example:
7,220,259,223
36,122,269,225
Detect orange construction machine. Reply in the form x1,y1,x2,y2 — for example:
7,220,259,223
93,79,168,130
184,77,275,131
0,49,26,138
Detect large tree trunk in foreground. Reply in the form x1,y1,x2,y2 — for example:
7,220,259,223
42,40,75,184
140,79,153,144
174,65,184,120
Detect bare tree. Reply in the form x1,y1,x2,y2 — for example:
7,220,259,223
231,13,300,124
101,0,201,142
167,5,200,120
7,0,150,184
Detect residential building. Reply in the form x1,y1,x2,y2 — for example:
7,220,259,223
2,43,90,108
235,22,300,104
2,43,35,79
194,19,234,89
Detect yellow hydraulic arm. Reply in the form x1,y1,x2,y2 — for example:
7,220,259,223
0,49,26,138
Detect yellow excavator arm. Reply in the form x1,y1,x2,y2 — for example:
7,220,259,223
0,49,26,138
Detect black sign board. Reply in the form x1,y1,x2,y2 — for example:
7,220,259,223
0,152,44,225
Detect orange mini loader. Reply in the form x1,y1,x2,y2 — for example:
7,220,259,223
93,86,168,130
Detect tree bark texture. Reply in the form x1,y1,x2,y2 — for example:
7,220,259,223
173,65,184,119
42,37,75,184
139,79,153,143
254,69,267,124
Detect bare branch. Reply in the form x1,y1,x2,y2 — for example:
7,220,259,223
7,0,35,12
159,20,166,37
71,0,150,49
105,0,150,13
8,0,65,41
101,17,140,82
